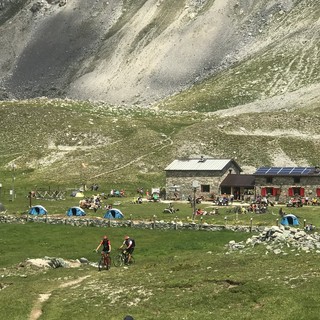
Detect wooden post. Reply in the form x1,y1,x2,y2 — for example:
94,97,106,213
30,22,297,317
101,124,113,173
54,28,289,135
250,217,253,232
153,215,156,229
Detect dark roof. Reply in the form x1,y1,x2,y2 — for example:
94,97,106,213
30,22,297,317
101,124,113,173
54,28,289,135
254,167,320,176
220,174,255,187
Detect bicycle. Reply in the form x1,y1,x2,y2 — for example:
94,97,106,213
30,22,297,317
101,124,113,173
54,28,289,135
113,249,135,267
97,251,111,271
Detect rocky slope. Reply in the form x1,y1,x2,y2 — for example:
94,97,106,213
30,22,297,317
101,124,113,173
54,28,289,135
0,0,319,185
0,0,319,109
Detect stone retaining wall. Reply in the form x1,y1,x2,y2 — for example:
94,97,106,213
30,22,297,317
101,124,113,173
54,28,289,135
0,214,265,233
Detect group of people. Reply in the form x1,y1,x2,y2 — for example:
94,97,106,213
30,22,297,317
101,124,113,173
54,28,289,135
110,189,125,197
79,194,102,211
95,234,135,264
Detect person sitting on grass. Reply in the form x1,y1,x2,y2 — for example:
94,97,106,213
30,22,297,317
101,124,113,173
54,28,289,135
196,208,207,215
119,235,135,264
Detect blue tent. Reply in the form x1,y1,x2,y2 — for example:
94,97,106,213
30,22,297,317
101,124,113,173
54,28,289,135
103,208,124,219
66,206,86,216
280,214,299,226
29,205,47,215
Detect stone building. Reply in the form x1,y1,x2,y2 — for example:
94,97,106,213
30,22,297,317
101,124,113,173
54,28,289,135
254,167,320,204
165,159,320,204
164,156,242,200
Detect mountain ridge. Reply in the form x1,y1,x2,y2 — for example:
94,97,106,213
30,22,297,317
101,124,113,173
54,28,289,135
1,0,318,108
0,0,319,187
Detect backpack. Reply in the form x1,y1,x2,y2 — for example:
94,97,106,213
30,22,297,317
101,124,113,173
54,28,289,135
131,238,136,248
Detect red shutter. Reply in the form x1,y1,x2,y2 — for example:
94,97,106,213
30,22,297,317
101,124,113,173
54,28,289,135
272,188,278,196
300,188,305,197
261,187,266,196
288,188,293,196
316,188,320,197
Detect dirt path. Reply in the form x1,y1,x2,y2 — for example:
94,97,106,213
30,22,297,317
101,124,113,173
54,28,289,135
90,131,174,180
29,275,90,320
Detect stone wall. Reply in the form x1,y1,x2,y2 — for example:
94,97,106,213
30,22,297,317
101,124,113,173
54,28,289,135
255,175,320,203
166,164,240,200
0,214,265,233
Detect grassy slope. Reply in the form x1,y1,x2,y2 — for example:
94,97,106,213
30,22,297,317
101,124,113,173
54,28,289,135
1,99,320,193
1,223,320,319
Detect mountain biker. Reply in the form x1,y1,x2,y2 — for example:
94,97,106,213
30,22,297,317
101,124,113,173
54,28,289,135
95,235,111,263
120,235,135,264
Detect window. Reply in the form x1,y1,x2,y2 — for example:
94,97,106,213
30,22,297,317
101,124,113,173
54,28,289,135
266,187,273,195
288,187,305,197
266,177,273,183
201,185,210,192
261,187,280,197
293,177,300,183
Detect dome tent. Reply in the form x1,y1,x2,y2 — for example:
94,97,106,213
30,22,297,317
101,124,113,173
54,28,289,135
28,205,47,215
103,208,124,219
66,206,86,216
280,214,299,226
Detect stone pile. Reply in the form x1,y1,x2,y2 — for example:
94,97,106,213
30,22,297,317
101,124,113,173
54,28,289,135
227,225,320,254
23,257,84,269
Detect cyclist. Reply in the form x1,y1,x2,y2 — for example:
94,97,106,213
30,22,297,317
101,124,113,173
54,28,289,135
95,235,111,265
120,235,135,264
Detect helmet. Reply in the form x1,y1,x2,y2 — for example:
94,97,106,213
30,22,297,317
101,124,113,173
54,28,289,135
124,235,129,240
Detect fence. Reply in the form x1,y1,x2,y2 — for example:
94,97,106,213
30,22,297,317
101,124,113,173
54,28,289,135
0,214,265,233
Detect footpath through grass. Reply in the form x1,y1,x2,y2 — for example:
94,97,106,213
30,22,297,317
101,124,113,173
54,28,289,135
1,223,320,319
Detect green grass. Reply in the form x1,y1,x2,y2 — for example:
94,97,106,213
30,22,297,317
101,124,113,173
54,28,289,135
1,222,320,319
1,99,320,189
2,185,320,228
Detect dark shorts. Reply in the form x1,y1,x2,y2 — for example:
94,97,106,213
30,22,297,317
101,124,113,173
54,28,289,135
126,247,134,255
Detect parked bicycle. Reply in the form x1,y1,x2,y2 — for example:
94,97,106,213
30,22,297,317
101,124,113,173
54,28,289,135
113,249,135,267
97,252,111,271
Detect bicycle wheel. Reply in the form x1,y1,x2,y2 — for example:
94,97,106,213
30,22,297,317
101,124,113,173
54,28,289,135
106,255,111,270
113,254,124,267
98,257,104,271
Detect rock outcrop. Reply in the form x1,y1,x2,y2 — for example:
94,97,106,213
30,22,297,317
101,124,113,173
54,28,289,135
227,225,320,254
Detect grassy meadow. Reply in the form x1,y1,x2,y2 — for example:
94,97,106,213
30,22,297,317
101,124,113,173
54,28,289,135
1,221,320,320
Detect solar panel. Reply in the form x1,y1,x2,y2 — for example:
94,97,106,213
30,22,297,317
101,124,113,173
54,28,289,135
290,168,305,174
301,168,312,174
255,167,269,174
255,166,314,175
279,167,294,174
267,167,282,174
